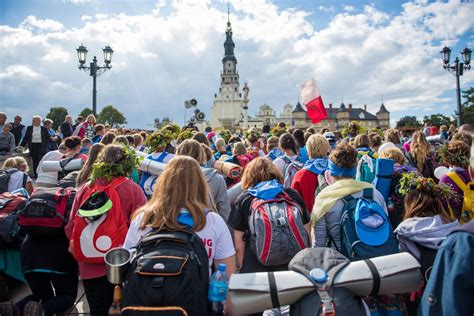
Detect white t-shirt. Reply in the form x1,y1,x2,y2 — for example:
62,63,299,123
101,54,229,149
124,211,235,274
32,126,42,143
273,154,298,175
6,169,32,192
36,150,64,185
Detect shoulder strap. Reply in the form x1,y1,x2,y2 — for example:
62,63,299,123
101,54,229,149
362,188,373,199
447,172,468,192
22,173,28,188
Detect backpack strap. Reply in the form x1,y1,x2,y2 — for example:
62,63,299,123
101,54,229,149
447,172,468,192
362,188,373,199
22,173,28,188
364,259,381,297
268,272,281,309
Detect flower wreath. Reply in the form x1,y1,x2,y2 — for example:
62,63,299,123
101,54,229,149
398,172,457,201
145,131,172,153
438,143,470,168
90,145,141,183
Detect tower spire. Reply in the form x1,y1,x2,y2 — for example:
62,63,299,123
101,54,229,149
227,1,230,24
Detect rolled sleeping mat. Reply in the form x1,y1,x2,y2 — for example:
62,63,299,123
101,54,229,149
138,158,167,176
373,158,395,202
227,182,243,204
228,252,422,315
426,135,441,143
135,150,148,159
214,160,242,179
41,159,84,173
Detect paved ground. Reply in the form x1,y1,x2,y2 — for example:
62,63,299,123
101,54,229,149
11,281,90,315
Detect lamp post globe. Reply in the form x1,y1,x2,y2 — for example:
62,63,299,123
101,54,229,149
461,47,472,65
440,46,451,64
103,45,114,65
76,44,88,66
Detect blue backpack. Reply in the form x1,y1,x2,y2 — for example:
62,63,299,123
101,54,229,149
330,189,399,261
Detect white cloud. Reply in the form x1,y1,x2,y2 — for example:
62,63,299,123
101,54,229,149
319,5,335,13
343,5,355,12
1,0,473,128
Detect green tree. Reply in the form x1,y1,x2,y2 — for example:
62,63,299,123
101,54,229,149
423,114,454,127
46,106,68,130
79,107,93,119
97,105,127,127
396,116,422,128
461,87,474,124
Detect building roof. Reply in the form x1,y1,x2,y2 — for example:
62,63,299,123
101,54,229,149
377,103,389,114
321,106,378,121
338,102,347,112
292,102,305,113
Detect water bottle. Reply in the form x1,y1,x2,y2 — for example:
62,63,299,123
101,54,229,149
208,263,228,316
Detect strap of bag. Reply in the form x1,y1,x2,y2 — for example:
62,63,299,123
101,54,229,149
447,172,468,192
268,272,281,309
362,188,373,199
315,287,336,316
364,259,380,297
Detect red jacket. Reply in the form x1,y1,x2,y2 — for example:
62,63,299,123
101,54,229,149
291,169,319,214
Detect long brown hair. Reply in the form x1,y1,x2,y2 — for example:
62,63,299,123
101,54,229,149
176,139,204,163
241,157,283,190
76,143,105,187
138,156,208,231
410,131,431,172
404,190,451,222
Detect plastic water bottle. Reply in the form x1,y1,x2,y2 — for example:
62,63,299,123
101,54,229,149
208,263,228,316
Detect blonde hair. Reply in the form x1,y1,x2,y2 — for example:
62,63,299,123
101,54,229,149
241,157,283,190
385,129,401,145
3,157,17,169
176,139,204,163
380,147,406,165
233,142,247,155
86,114,96,124
215,138,226,149
138,156,208,231
306,134,329,159
14,157,29,172
354,134,370,148
133,134,143,147
410,131,431,172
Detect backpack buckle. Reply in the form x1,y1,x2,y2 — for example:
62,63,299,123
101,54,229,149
276,217,287,226
316,288,335,316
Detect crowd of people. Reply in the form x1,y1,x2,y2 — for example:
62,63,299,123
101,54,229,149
0,110,473,316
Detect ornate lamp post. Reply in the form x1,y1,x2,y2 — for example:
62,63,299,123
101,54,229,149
440,46,471,126
76,44,114,116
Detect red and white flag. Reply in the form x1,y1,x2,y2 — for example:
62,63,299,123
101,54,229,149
299,78,328,124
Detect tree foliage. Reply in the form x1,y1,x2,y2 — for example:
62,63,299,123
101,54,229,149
46,106,68,130
461,87,474,125
97,105,127,127
423,114,454,127
396,116,422,128
79,107,93,119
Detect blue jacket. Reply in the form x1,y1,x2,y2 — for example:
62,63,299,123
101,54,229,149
419,228,474,316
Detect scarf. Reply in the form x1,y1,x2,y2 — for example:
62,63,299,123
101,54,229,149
312,179,373,223
303,158,328,175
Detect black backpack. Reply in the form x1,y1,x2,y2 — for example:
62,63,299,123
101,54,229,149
0,170,16,194
121,230,210,316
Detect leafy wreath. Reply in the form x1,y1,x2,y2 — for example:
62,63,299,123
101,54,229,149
271,126,287,137
342,121,367,138
399,172,457,201
177,129,194,143
90,145,141,182
438,143,470,168
145,131,172,153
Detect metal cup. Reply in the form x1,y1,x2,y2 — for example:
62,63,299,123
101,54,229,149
105,247,131,285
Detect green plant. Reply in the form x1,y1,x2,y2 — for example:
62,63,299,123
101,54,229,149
90,146,141,182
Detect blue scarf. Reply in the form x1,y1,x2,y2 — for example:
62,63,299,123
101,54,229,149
248,179,284,200
328,160,356,177
303,158,328,175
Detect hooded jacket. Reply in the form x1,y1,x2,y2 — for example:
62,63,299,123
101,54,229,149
394,215,461,260
201,166,231,222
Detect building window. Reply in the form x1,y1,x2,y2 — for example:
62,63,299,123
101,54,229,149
235,87,237,92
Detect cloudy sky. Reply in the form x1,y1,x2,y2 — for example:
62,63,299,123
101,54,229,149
1,0,473,128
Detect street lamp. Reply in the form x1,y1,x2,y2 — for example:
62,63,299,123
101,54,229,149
441,46,471,127
76,44,114,116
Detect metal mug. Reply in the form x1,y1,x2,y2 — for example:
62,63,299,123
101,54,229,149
105,247,131,285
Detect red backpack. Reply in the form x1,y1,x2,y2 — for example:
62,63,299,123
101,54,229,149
70,177,129,263
18,187,76,236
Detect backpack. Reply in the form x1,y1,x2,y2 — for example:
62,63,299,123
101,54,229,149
18,187,76,236
356,151,377,184
330,189,399,261
282,156,303,188
70,177,129,263
0,192,28,248
0,169,16,194
248,192,309,266
446,172,474,224
121,230,210,316
289,248,366,316
57,154,80,181
57,171,79,189
247,147,260,159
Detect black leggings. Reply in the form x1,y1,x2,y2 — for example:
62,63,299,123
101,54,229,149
29,143,44,177
82,276,115,316
16,272,78,316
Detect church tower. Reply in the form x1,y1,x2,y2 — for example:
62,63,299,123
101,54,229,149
210,9,244,130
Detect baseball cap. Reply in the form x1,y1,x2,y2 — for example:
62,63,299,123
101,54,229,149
354,198,390,246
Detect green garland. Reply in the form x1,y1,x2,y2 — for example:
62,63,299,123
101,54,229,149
399,172,457,201
438,143,470,168
160,123,181,140
177,129,194,143
218,129,232,143
145,131,172,153
271,126,287,137
90,145,141,182
342,121,367,138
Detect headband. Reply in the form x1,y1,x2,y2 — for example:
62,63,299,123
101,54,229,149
328,160,356,177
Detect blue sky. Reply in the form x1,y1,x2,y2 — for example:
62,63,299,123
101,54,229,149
1,0,473,128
